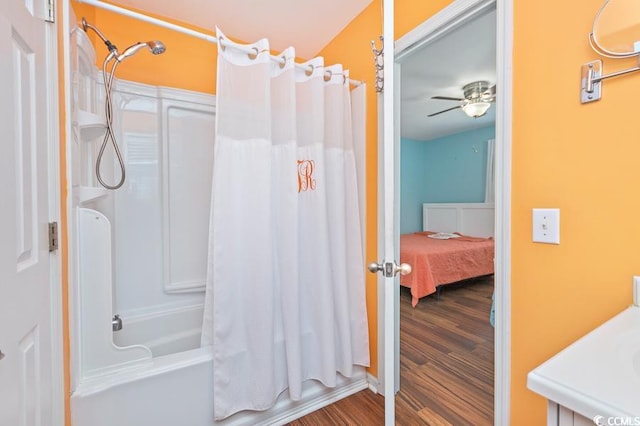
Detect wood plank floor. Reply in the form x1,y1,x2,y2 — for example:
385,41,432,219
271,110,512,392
288,276,494,425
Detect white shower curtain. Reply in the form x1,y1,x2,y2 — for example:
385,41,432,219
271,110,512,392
201,29,369,420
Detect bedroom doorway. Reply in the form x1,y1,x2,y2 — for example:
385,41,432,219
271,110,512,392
377,0,511,423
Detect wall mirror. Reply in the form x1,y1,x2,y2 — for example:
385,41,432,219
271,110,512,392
581,0,640,103
591,0,640,57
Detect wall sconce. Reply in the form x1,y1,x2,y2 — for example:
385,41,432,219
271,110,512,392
581,0,640,103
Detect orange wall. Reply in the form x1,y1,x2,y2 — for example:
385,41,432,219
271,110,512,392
395,0,454,38
511,0,640,423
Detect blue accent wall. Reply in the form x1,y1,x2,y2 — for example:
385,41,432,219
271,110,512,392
400,125,495,234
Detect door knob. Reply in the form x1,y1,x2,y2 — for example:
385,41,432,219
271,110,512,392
368,261,412,277
368,262,384,273
394,263,412,276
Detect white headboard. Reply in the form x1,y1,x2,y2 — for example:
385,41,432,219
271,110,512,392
422,203,495,238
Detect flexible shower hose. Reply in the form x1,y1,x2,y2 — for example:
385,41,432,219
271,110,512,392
96,52,127,190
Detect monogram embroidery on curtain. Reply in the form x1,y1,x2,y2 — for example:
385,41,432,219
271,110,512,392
297,159,316,192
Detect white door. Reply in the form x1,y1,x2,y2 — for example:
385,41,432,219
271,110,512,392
0,1,61,425
373,1,407,424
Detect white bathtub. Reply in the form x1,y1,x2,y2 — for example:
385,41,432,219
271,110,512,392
71,305,369,426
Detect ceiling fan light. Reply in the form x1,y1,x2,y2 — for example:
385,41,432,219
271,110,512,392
462,101,491,118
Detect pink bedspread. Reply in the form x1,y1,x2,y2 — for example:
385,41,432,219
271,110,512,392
400,232,494,306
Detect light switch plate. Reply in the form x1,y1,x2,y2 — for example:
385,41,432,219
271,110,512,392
532,208,560,244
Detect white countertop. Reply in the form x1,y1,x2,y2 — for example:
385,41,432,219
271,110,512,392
527,306,640,419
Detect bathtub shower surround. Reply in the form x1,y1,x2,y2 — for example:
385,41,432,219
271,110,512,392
70,23,213,382
69,17,369,426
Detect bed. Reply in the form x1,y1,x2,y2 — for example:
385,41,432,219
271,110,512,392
400,203,495,306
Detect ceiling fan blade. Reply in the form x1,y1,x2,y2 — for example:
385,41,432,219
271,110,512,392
427,105,462,117
431,96,465,101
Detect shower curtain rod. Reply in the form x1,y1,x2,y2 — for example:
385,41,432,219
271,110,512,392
75,0,363,87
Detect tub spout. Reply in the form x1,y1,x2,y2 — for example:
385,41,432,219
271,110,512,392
112,314,123,332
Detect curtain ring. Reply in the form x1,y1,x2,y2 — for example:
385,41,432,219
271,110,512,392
305,64,314,77
279,55,286,69
324,70,333,82
248,46,260,60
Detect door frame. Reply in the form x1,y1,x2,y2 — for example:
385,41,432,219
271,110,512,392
46,2,65,424
376,0,513,422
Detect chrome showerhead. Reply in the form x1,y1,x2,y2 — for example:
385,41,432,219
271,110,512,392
116,41,166,62
81,17,166,61
147,40,166,55
81,17,118,53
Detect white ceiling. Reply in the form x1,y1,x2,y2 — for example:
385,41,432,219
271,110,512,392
109,0,373,59
400,9,497,141
110,0,495,142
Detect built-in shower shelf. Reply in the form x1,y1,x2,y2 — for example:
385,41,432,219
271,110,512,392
75,186,108,204
77,109,107,141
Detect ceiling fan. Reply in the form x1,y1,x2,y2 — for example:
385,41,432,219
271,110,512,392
428,80,496,118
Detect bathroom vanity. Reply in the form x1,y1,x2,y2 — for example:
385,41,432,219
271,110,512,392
544,403,599,426
528,306,640,425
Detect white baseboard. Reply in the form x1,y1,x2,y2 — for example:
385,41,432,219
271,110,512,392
269,375,369,425
366,372,380,394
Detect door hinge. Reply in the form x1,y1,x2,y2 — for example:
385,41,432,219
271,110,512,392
45,0,55,23
48,222,58,252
